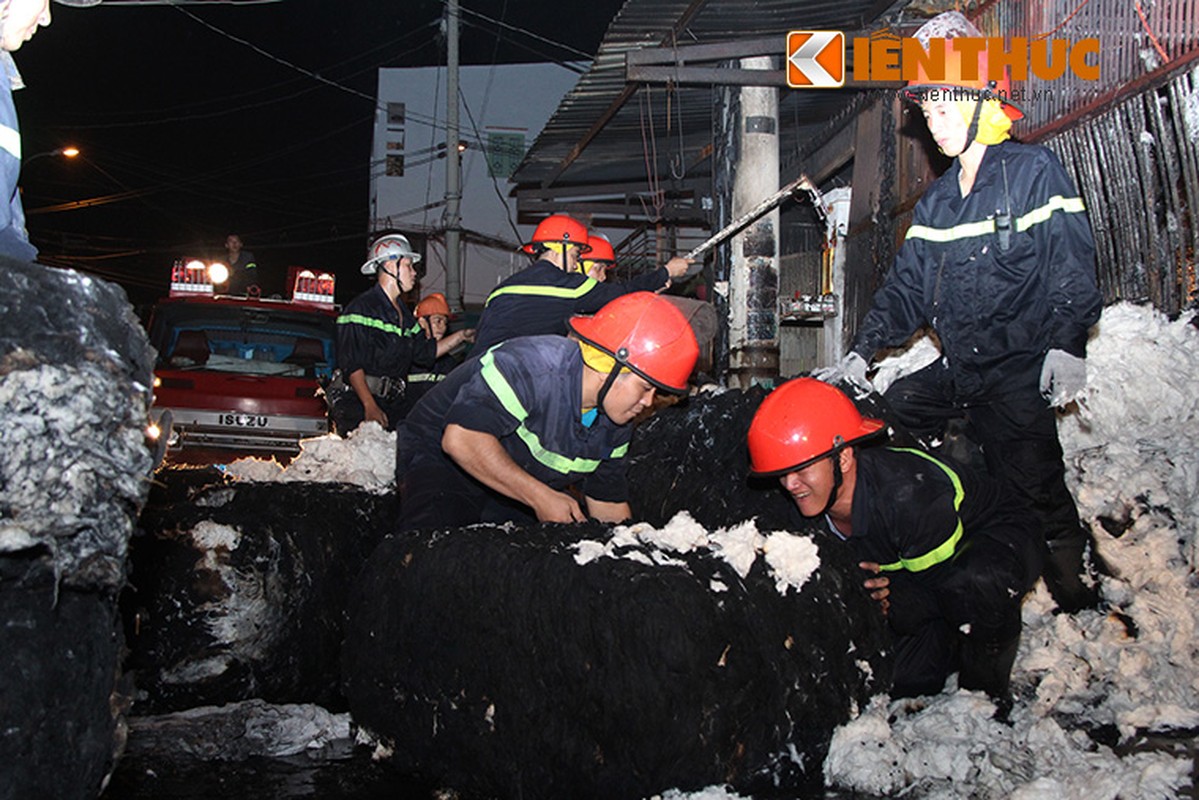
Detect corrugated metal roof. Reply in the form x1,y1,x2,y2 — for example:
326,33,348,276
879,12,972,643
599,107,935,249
512,0,902,197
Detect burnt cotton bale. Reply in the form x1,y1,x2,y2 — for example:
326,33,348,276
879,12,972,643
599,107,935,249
125,470,395,713
0,258,156,800
343,517,892,798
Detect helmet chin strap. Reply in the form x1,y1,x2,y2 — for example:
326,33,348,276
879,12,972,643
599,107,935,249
818,439,847,516
594,346,630,417
963,85,992,150
377,258,399,282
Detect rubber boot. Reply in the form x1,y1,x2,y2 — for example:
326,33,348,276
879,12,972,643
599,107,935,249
1043,531,1103,614
959,634,1020,719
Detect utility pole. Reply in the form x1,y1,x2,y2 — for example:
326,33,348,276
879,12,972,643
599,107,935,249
444,0,463,313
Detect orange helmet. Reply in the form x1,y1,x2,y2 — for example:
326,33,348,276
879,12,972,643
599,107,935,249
522,214,591,256
899,12,1022,121
568,292,699,395
415,292,451,319
582,233,616,265
747,378,885,477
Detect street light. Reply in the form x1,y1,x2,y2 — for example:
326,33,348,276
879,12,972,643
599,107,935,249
25,146,80,164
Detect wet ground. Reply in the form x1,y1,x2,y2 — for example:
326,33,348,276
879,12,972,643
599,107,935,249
101,740,855,800
104,745,439,800
101,729,1198,800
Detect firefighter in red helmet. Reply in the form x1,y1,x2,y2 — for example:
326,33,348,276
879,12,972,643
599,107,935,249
398,292,699,531
581,233,617,282
824,11,1103,612
747,378,1043,710
472,215,693,352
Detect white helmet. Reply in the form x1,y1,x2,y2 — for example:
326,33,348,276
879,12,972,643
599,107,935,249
361,233,422,275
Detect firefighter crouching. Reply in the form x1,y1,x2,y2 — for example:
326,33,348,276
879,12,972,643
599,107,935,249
747,378,1043,709
329,234,474,435
397,292,699,531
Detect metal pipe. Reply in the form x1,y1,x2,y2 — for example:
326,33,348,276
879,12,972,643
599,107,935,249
445,0,463,313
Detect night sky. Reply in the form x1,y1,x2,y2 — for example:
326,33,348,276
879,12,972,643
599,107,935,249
15,0,625,306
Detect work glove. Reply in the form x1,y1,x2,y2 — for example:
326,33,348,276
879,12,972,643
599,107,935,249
1039,349,1086,406
813,352,873,398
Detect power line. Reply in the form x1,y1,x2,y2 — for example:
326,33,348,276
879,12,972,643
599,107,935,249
457,5,593,60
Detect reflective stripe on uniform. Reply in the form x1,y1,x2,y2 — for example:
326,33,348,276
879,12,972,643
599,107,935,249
905,194,1087,244
0,123,20,160
478,349,624,475
407,371,444,384
906,218,995,243
877,448,965,573
1015,195,1086,232
484,277,599,308
336,312,422,337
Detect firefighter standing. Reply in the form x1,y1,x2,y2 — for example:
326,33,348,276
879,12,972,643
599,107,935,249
0,0,98,262
330,234,474,434
830,13,1103,611
223,234,261,296
397,292,699,531
748,378,1043,706
395,291,461,418
471,214,692,352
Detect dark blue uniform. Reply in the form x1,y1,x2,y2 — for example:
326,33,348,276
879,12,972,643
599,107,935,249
0,60,36,263
394,351,458,420
851,140,1102,581
397,336,631,531
472,259,671,352
332,284,435,433
226,250,261,296
826,447,1042,698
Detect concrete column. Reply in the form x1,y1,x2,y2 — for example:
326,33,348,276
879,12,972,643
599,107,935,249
821,186,852,368
727,56,779,389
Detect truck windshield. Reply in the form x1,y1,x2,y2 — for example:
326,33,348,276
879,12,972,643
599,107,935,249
148,301,336,379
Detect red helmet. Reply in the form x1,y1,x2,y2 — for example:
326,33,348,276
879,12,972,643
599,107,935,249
568,292,699,395
522,214,592,256
415,292,450,318
583,233,616,264
747,378,884,477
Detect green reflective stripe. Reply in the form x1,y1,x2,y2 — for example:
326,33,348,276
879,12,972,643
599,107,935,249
876,448,965,573
479,349,529,419
336,313,422,337
905,194,1086,244
610,442,629,459
906,218,996,243
407,372,444,384
478,350,607,476
1016,194,1086,233
484,278,599,308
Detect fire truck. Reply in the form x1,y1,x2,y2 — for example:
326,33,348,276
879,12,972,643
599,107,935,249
145,260,338,461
